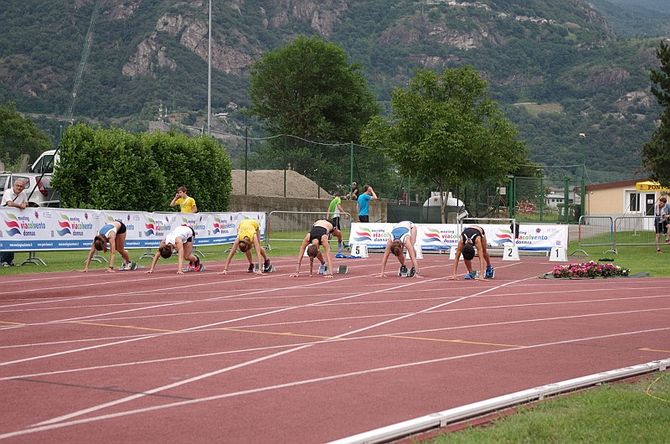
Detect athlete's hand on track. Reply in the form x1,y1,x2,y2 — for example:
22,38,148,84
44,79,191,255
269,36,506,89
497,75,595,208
177,270,184,275
290,272,299,277
323,274,333,279
448,275,456,280
378,273,386,278
218,270,228,275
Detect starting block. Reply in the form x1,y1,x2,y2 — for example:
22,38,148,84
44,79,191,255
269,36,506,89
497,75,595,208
503,245,520,261
318,265,348,274
549,246,568,262
351,244,369,258
253,264,275,273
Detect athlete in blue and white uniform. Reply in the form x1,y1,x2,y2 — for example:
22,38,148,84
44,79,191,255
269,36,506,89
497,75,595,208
147,225,203,274
83,220,135,272
379,221,421,278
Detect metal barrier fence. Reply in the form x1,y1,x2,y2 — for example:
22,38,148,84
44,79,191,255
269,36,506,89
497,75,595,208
576,216,615,254
614,216,656,247
577,215,657,254
266,211,352,250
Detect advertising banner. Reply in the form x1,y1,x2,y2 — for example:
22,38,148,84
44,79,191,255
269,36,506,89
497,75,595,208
0,208,268,252
349,222,568,252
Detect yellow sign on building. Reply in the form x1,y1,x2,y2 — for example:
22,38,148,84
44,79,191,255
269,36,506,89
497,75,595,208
635,181,670,192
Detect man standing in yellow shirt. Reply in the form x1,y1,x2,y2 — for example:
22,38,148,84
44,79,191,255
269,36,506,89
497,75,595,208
219,218,272,275
170,186,198,213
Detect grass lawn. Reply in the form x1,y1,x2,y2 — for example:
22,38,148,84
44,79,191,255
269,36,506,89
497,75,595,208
427,372,670,443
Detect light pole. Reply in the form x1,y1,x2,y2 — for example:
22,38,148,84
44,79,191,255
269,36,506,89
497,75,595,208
206,0,212,135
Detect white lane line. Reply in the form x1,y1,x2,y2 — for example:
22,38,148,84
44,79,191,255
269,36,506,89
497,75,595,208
31,276,521,427
0,275,364,366
1,305,668,383
0,325,666,440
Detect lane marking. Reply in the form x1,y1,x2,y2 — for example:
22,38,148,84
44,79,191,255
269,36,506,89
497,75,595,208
639,347,670,354
71,321,174,333
31,276,524,427
388,335,520,348
0,325,666,440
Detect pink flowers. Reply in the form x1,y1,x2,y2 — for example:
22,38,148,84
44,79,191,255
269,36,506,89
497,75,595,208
552,261,630,279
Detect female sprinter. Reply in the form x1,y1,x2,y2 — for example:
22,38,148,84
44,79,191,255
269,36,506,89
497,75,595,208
290,219,340,278
449,225,494,280
146,225,203,274
83,220,136,272
379,221,421,278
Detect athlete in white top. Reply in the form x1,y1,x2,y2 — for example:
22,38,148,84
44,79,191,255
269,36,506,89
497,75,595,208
379,221,421,278
147,225,203,274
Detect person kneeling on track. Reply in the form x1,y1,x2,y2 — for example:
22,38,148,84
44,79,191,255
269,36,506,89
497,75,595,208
219,218,271,275
449,225,494,281
379,221,421,278
146,225,203,275
290,219,340,278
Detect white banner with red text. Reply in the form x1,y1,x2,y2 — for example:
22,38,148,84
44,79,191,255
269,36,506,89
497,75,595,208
348,222,568,251
0,207,265,251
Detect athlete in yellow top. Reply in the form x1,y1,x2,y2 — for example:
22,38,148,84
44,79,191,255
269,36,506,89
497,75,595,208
170,186,197,213
219,218,271,275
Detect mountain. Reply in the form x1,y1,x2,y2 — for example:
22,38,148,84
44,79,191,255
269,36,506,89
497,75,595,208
0,0,667,184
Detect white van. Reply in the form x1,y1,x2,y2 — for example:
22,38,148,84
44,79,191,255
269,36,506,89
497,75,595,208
30,149,60,174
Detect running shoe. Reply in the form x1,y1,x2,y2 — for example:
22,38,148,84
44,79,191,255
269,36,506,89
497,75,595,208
409,267,416,277
399,264,408,276
485,265,494,279
318,263,327,275
263,259,272,273
464,271,478,280
248,263,255,273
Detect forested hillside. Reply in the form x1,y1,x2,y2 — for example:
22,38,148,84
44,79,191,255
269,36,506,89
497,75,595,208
0,0,667,183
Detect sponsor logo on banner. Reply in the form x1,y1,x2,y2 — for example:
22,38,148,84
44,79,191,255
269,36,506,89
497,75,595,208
57,214,93,237
352,226,373,242
492,227,515,246
145,216,171,237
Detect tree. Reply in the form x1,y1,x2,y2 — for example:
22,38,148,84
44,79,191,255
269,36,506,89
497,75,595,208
642,41,670,185
0,102,52,170
52,124,232,211
362,66,527,222
248,35,380,191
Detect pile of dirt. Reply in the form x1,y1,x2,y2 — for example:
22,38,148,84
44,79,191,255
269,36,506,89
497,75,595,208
231,169,331,199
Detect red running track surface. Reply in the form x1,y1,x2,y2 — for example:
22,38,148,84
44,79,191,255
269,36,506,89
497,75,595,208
0,255,669,443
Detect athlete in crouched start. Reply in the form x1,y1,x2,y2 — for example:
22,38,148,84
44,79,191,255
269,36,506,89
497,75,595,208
449,225,494,281
290,219,341,278
146,225,203,274
379,221,421,278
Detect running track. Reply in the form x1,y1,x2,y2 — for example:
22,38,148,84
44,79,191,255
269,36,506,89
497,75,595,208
0,255,669,443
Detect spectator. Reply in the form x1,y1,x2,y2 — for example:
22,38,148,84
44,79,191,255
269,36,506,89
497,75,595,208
170,186,198,213
146,225,203,274
327,192,345,254
349,182,359,201
653,196,669,253
379,221,421,278
1,178,28,266
357,184,377,222
219,218,271,275
83,220,137,272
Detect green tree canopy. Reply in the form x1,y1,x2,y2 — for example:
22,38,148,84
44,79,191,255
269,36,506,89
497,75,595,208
248,35,382,192
642,41,670,185
52,124,232,212
362,66,528,221
0,102,52,170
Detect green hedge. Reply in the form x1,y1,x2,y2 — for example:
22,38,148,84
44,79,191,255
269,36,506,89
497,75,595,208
53,124,232,212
